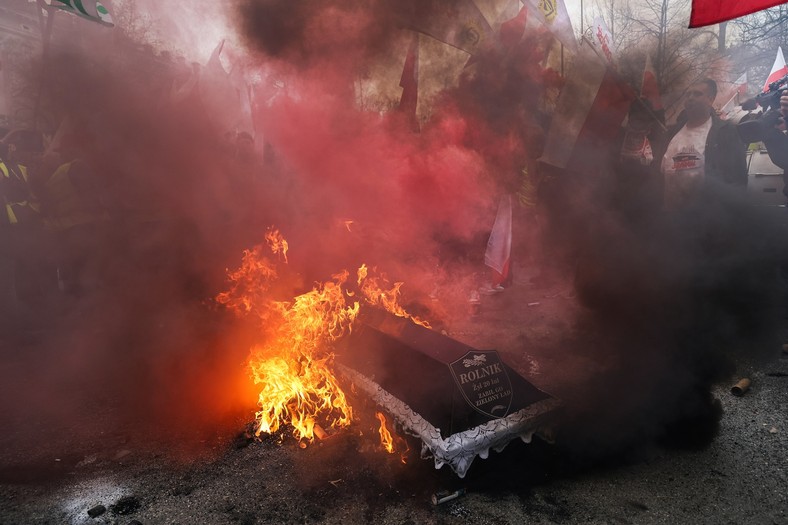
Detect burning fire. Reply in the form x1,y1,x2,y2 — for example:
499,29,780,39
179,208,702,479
264,228,289,263
376,411,395,453
357,264,430,328
375,411,409,463
247,270,359,442
217,229,428,446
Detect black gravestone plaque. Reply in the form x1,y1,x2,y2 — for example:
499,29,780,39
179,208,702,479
449,350,513,418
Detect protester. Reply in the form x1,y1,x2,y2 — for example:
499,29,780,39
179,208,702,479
613,98,665,221
0,130,48,319
656,78,748,209
38,128,111,295
758,94,788,189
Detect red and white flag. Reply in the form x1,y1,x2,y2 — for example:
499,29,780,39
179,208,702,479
763,46,788,92
689,0,787,27
717,72,748,102
484,194,513,286
717,72,748,118
498,4,528,48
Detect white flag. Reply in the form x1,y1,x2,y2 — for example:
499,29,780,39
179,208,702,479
522,0,577,51
484,194,513,283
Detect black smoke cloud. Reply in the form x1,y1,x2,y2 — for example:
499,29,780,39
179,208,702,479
564,177,788,455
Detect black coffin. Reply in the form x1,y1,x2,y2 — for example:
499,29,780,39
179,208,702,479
336,309,552,438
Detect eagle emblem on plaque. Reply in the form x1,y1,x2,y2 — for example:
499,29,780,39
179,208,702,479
449,350,513,418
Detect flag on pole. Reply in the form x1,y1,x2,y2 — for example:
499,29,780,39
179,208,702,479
398,32,420,131
484,194,513,287
540,27,634,172
51,0,114,27
522,0,577,51
717,72,748,118
498,4,528,48
405,0,493,55
689,0,787,28
620,55,664,163
763,46,788,92
641,55,663,111
474,0,520,31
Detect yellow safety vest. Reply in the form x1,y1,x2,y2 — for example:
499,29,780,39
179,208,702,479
0,161,35,225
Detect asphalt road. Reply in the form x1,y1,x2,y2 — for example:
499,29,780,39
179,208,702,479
1,270,787,525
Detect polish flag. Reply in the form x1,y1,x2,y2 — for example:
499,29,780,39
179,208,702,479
689,0,787,27
717,72,748,118
763,46,788,92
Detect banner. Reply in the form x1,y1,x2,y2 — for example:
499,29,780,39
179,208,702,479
591,17,616,69
689,0,787,27
51,0,114,27
406,0,493,55
498,5,528,48
522,0,577,51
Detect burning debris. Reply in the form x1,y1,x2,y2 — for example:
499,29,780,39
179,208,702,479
216,230,559,475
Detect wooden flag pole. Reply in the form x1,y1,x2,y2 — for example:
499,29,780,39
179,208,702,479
32,0,56,131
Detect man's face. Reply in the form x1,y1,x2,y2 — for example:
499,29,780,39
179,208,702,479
684,83,714,116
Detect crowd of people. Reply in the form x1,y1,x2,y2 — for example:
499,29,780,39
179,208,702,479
0,122,272,331
2,70,787,333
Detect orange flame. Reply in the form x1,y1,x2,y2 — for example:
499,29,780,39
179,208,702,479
375,411,409,463
376,411,395,454
215,245,277,318
357,264,431,328
217,230,430,447
247,271,359,442
265,228,289,263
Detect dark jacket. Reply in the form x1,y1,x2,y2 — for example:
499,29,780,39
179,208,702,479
760,124,788,198
655,112,748,188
